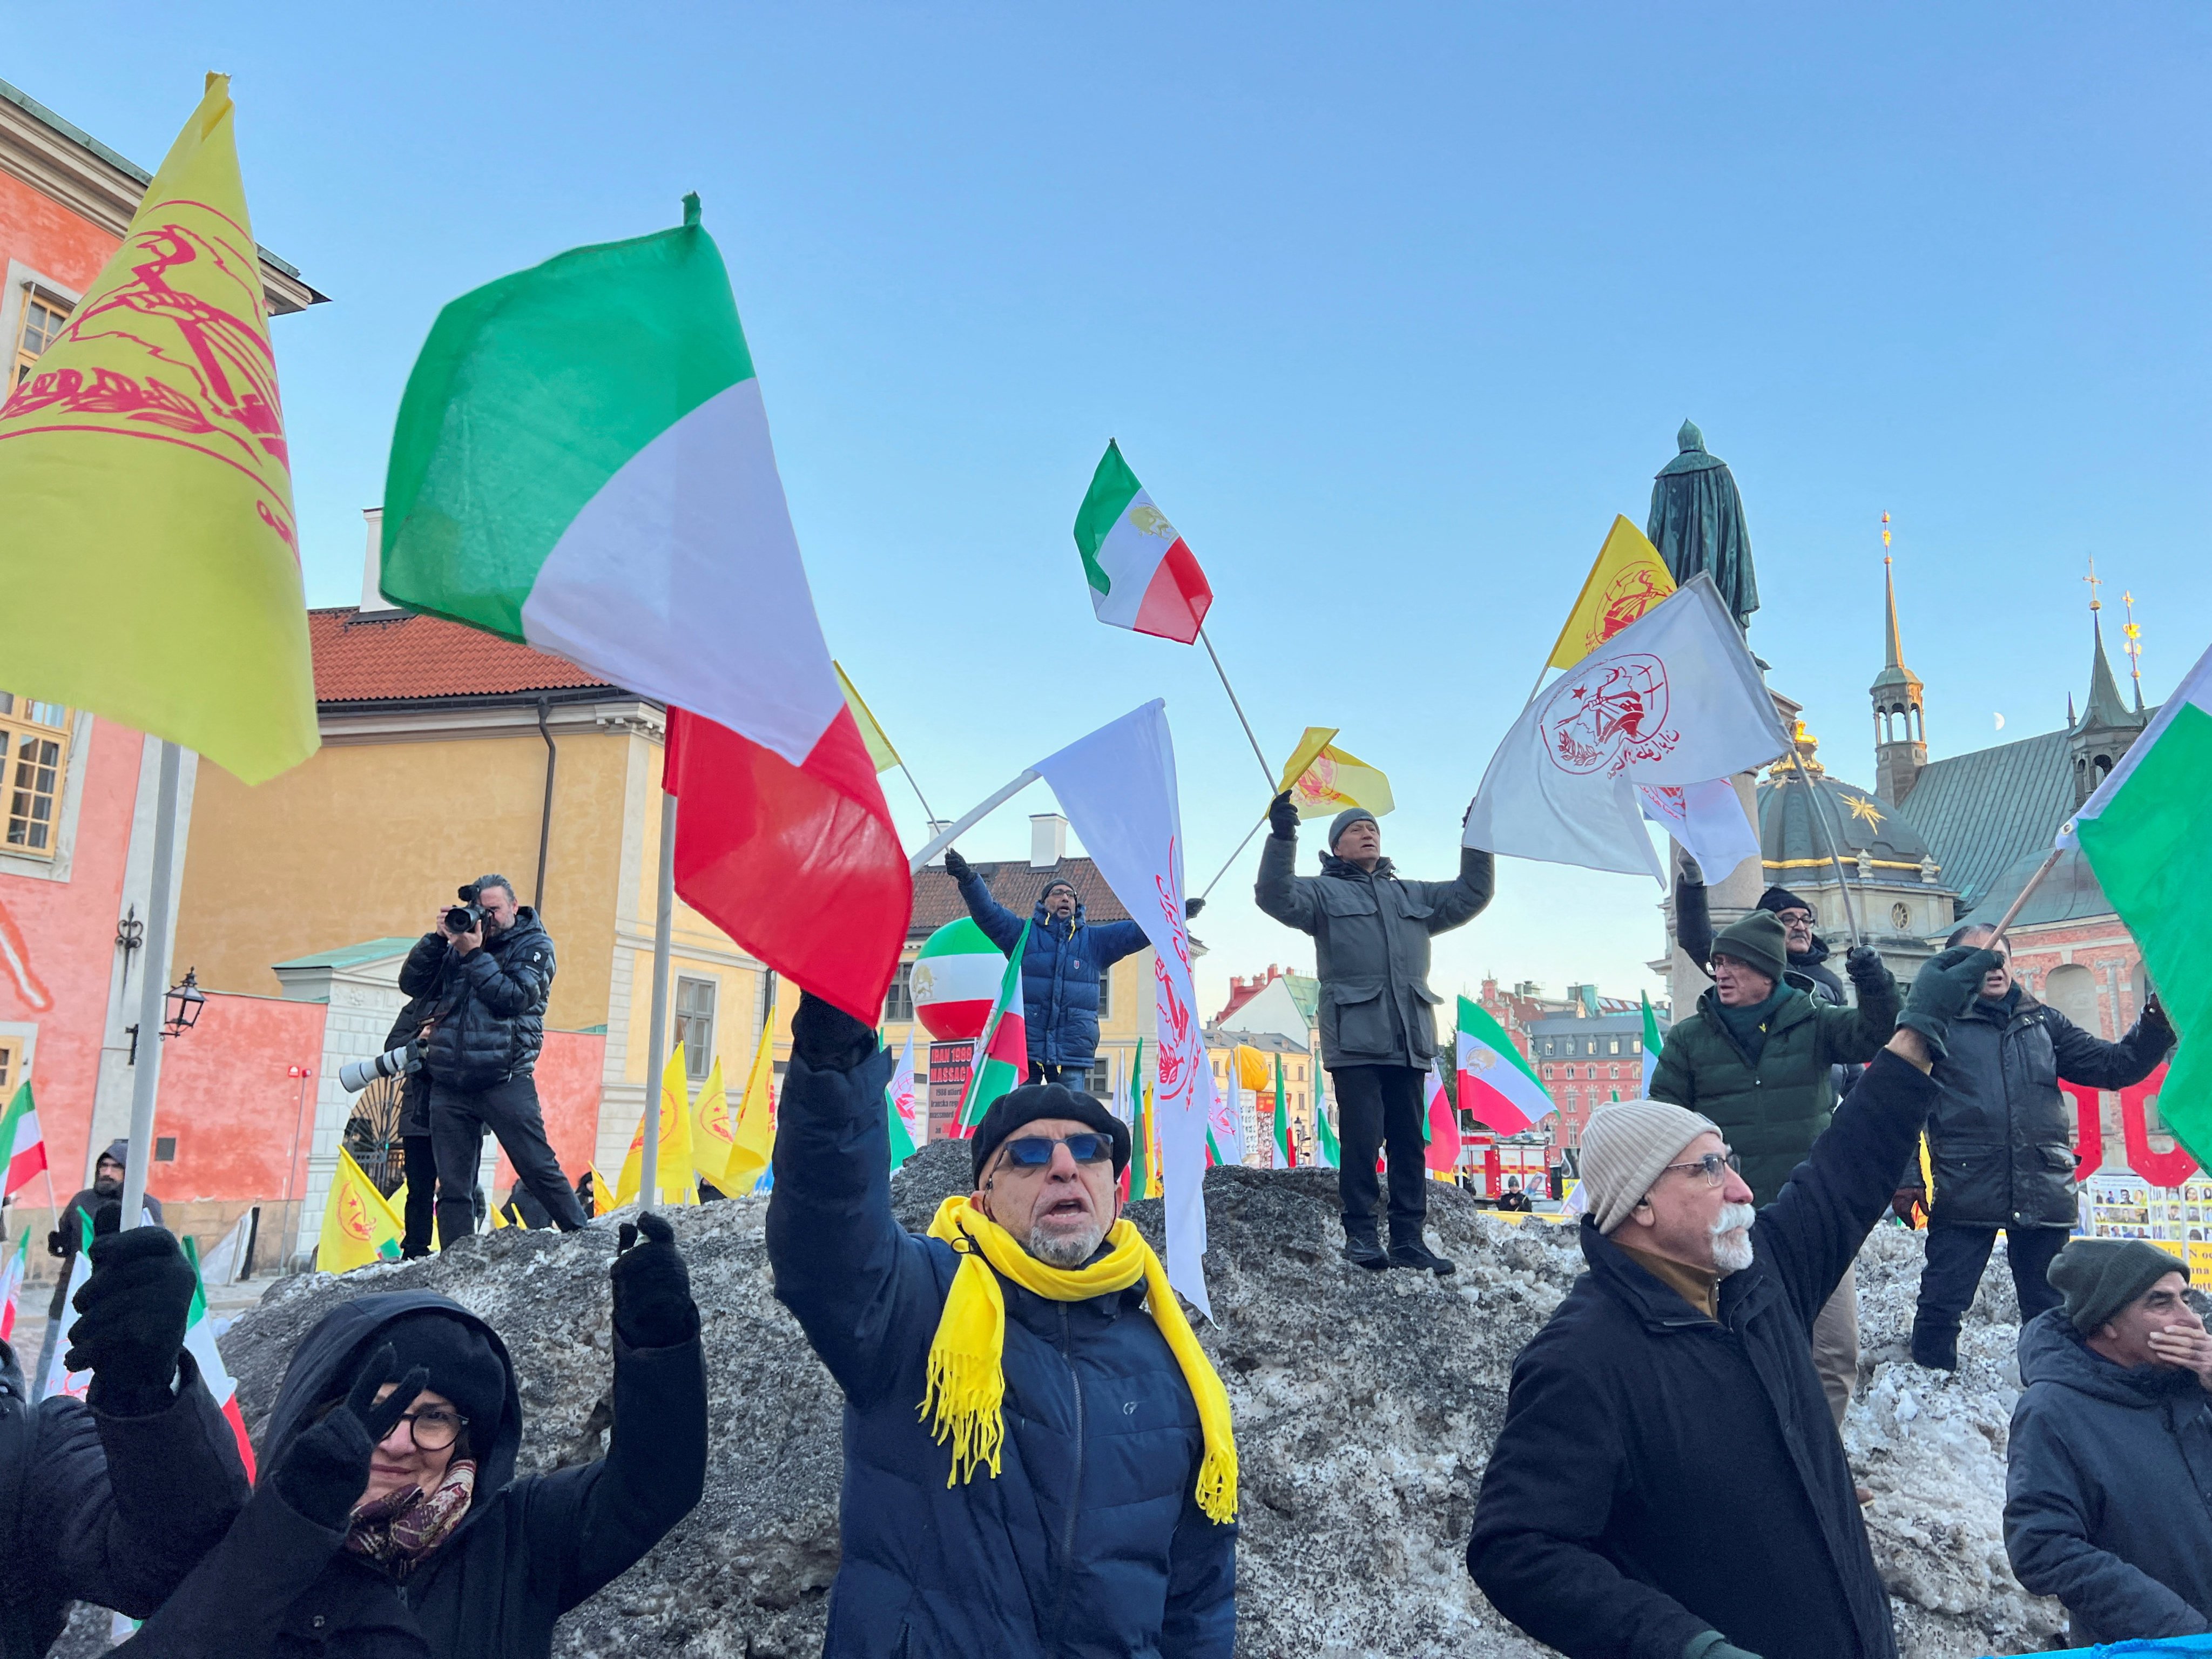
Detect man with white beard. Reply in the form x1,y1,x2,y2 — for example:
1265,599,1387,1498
1468,946,2002,1659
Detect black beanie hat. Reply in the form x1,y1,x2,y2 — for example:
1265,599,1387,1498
970,1083,1131,1184
1757,885,1815,917
375,1311,507,1444
1711,911,1790,984
2048,1238,2190,1335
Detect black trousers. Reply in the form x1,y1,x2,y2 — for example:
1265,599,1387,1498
430,1074,586,1246
1331,1063,1430,1243
1027,1061,1073,1085
1910,1221,2068,1369
400,1134,439,1258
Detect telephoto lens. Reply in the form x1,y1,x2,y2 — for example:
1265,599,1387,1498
338,1043,417,1093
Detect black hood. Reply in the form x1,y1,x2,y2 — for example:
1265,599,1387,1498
2017,1305,2203,1408
1792,932,1830,968
261,1290,523,1494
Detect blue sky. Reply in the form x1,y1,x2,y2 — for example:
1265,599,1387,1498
28,3,2212,1014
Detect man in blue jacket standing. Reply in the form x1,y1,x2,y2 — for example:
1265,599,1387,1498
768,991,1237,1658
943,851,1194,1084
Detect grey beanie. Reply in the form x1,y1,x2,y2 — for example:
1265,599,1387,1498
1580,1099,1721,1234
2048,1238,2189,1335
1328,807,1379,851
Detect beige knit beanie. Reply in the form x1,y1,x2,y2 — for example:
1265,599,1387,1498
1580,1099,1722,1234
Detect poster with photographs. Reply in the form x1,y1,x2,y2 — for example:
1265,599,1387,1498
2085,1172,2212,1279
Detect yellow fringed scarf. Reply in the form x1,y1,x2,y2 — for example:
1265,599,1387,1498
921,1195,1238,1523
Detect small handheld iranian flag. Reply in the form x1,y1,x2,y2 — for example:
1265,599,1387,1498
1271,1054,1297,1169
886,1026,924,1166
1455,995,1555,1136
1312,1066,1340,1169
0,1082,45,1196
1072,441,1213,645
1640,992,1664,1096
958,921,1032,1135
0,1230,24,1343
181,1238,257,1480
1424,1065,1460,1175
41,1211,95,1401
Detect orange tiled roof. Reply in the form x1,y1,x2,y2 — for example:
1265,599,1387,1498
908,858,1132,939
311,608,619,704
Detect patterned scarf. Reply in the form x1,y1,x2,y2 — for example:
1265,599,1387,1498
921,1196,1237,1523
344,1459,477,1576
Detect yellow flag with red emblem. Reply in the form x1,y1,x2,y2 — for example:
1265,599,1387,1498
317,1148,404,1272
689,1056,736,1188
1544,516,1676,671
617,1042,699,1208
0,75,317,784
1277,728,1394,821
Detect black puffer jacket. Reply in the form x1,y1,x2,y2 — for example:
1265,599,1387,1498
0,1337,250,1658
1925,988,2172,1228
2005,1309,2212,1643
399,912,556,1094
116,1289,706,1659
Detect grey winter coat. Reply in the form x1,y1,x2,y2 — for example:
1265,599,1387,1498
2005,1308,2212,1644
1255,837,1493,1069
1924,988,2173,1229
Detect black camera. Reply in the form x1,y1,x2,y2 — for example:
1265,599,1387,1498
443,882,485,934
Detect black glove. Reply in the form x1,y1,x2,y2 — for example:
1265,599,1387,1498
1844,944,1886,983
612,1212,699,1348
942,848,973,885
272,1345,427,1531
1896,946,2004,1059
1184,896,1205,920
1267,791,1299,840
67,1226,196,1413
45,1228,63,1259
792,990,879,1072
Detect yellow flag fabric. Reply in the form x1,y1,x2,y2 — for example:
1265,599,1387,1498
0,75,316,784
690,1056,736,1188
725,1006,779,1194
487,1202,509,1230
1233,1044,1272,1092
318,1148,404,1272
1544,516,1676,671
586,1165,612,1217
834,662,901,773
1277,727,1394,821
616,1042,699,1208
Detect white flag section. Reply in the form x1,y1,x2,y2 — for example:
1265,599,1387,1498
1212,1050,1246,1166
890,1027,926,1147
1031,700,1216,1319
1638,778,1761,882
1466,574,1789,882
39,1248,92,1401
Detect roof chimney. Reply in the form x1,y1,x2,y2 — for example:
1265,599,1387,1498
1029,813,1067,869
360,507,400,613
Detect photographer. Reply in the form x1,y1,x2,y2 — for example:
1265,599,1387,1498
399,875,585,1245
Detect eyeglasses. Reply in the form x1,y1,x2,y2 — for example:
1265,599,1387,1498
389,1407,468,1451
1657,1150,1742,1188
1000,1132,1115,1169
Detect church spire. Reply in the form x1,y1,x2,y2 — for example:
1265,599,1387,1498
1869,512,1926,804
2069,555,2150,807
1881,520,1907,672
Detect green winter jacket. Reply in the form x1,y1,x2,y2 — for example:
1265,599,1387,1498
1649,969,1902,1204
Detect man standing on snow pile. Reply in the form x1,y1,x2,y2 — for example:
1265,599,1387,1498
1469,944,2001,1659
2004,1238,2212,1645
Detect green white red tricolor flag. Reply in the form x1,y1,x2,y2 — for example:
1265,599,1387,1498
182,1238,257,1480
1270,1055,1296,1170
0,1230,24,1343
1312,1066,1340,1169
2065,639,2212,1164
1456,994,1555,1136
0,1082,44,1196
41,1211,94,1401
1641,992,1664,1096
1072,441,1214,645
957,922,1031,1135
377,195,907,1021
886,1026,923,1165
1424,1064,1460,1173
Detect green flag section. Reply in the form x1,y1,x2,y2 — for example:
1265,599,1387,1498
958,921,1031,1133
1,1082,45,1196
1071,441,1214,645
1271,1055,1297,1169
1313,1077,1341,1170
1455,995,1555,1135
2069,642,2212,1164
1640,992,1664,1096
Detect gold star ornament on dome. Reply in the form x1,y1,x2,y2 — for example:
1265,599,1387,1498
1844,794,1886,828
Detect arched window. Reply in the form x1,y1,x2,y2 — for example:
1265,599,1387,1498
2045,963,2101,1036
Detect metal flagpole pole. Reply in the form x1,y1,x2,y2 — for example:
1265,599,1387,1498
1196,624,1277,790
909,770,1042,873
641,791,677,1210
1982,846,2064,954
1199,812,1269,901
897,760,940,829
1784,747,1863,947
120,741,182,1226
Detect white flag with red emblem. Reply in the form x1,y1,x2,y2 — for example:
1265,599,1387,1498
1464,574,1788,882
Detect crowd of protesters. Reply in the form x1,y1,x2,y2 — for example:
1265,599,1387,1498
5,830,2205,1659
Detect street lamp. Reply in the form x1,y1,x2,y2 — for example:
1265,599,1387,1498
163,967,205,1037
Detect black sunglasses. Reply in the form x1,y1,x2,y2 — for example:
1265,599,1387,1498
1000,1132,1115,1169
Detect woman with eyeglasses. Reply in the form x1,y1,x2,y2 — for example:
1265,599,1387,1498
114,1217,706,1657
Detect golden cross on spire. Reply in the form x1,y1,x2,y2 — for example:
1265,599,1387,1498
2124,589,2143,676
2084,554,2103,611
1880,511,1891,562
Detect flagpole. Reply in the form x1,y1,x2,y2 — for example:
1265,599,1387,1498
642,790,677,1210
120,741,182,1226
896,760,940,829
1783,747,1863,947
1198,811,1269,901
1196,624,1277,789
1982,846,2064,953
909,769,1042,873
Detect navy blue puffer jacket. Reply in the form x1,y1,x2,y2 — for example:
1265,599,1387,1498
766,1037,1236,1659
959,878,1149,1069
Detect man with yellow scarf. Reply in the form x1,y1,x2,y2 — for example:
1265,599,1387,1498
767,993,1238,1657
